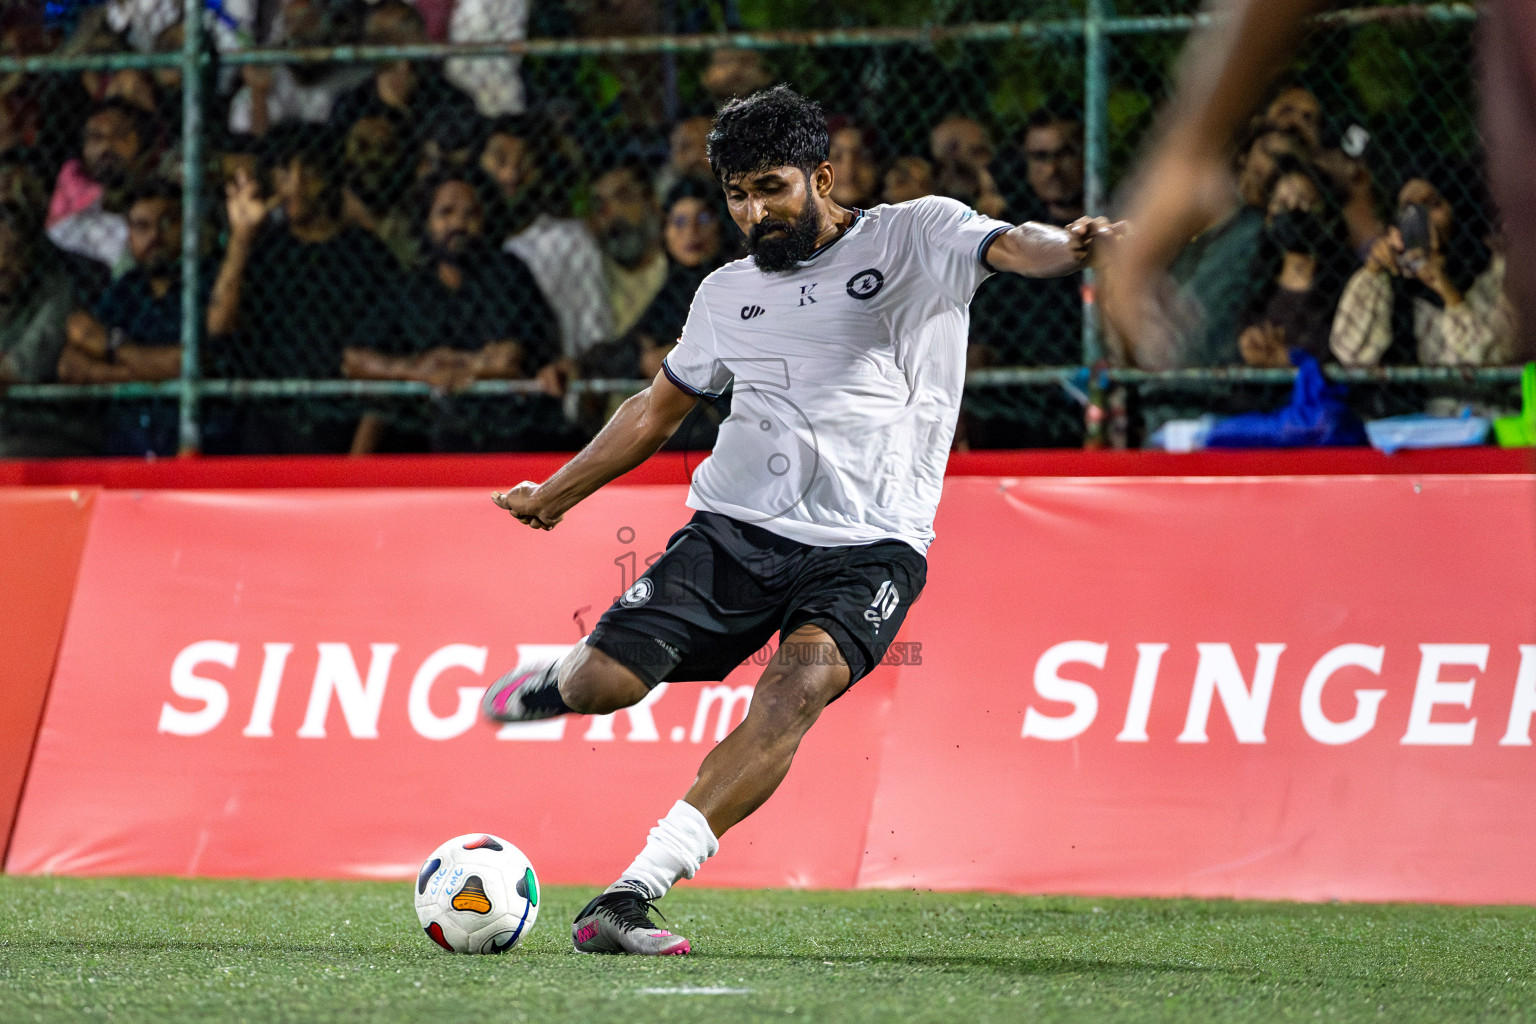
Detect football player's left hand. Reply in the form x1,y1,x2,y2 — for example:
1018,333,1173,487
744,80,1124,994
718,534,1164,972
1066,216,1127,265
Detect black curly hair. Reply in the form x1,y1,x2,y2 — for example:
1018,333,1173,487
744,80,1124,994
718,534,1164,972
707,85,828,185
126,177,183,210
259,124,345,219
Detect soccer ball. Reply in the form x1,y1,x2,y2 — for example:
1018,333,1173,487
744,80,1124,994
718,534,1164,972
414,833,540,954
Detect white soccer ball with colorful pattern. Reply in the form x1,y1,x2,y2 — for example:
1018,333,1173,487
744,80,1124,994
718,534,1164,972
414,833,540,954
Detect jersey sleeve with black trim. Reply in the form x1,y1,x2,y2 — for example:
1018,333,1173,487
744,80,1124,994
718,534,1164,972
660,286,733,398
906,194,1013,303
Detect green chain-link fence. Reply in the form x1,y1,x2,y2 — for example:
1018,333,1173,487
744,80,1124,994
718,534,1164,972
0,0,1519,457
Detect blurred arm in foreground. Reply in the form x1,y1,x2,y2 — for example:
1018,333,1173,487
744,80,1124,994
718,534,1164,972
1099,0,1330,368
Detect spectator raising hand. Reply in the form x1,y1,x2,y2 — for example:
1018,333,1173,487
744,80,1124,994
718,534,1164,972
226,164,275,239
206,127,401,454
1262,80,1384,251
202,164,274,341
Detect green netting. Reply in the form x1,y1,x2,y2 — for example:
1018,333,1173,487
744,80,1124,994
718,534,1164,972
0,0,1516,458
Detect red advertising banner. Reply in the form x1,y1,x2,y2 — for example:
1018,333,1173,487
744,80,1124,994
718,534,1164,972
3,446,1533,491
8,476,1536,903
863,476,1536,904
0,488,96,861
6,488,889,889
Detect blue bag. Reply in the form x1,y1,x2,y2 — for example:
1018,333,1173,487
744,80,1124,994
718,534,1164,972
1206,352,1366,448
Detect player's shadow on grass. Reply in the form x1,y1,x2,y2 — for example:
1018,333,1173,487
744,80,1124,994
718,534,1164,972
705,952,1211,975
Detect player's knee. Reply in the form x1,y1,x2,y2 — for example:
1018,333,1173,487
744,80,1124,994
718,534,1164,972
749,672,835,736
558,652,650,715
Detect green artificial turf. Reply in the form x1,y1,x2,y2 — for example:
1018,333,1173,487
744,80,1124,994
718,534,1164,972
0,876,1533,1023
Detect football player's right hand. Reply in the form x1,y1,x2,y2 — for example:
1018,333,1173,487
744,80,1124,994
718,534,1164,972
493,482,563,530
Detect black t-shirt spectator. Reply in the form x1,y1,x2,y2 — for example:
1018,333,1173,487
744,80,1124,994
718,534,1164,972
355,245,565,452
963,196,1083,447
366,246,559,367
964,273,1084,447
211,225,398,454
221,224,400,379
969,195,1083,367
634,262,710,349
96,264,213,456
635,262,728,454
969,261,1082,367
96,267,186,346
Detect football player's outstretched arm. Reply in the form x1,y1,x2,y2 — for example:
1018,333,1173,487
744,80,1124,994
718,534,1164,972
1101,0,1330,357
985,217,1123,279
493,368,699,530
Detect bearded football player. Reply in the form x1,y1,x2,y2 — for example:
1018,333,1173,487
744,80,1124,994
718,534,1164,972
484,85,1118,955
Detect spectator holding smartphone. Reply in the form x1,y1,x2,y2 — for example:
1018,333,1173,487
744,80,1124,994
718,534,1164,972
1331,161,1517,366
1261,79,1384,253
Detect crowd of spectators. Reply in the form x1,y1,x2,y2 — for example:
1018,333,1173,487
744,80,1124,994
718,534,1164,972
1150,79,1520,373
0,2,1524,458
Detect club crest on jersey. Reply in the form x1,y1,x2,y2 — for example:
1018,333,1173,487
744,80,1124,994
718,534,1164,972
620,577,654,607
846,268,885,300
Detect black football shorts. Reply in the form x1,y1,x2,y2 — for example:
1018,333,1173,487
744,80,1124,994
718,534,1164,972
587,511,926,693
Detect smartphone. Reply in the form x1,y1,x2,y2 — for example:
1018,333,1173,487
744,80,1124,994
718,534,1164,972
1397,203,1432,253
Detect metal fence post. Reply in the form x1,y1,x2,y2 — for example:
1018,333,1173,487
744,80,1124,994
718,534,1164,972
1081,0,1109,365
178,0,205,455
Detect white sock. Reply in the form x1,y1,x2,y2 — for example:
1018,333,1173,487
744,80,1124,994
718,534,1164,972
615,799,719,899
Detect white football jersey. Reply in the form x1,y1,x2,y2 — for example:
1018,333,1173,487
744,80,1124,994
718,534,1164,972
662,195,1010,554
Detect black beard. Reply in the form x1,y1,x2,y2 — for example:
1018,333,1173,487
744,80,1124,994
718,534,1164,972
141,254,178,277
601,219,656,267
430,233,481,267
747,201,821,273
87,158,128,189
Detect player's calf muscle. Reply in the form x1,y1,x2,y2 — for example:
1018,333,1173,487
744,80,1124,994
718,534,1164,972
684,669,837,834
558,645,649,714
745,653,848,738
